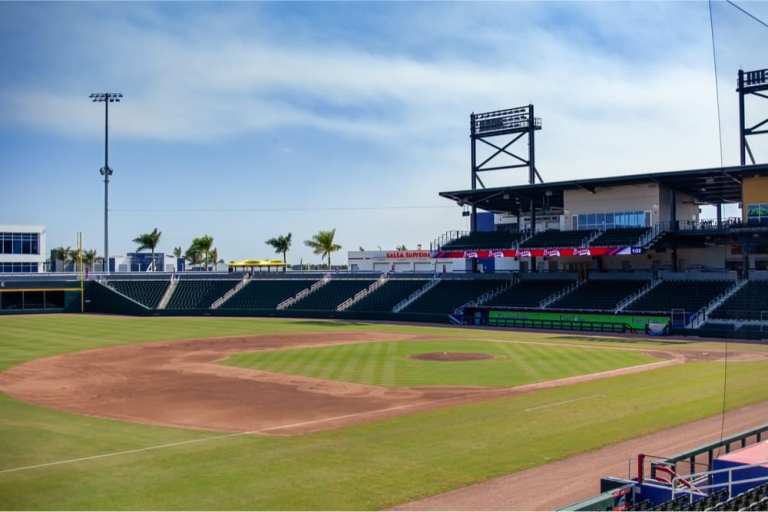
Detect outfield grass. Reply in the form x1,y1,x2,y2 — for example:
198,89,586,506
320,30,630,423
0,315,764,510
225,340,657,387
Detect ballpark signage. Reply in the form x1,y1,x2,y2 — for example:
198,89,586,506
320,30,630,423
434,246,643,259
384,250,432,259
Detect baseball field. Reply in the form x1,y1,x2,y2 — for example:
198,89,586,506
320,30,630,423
1,314,767,510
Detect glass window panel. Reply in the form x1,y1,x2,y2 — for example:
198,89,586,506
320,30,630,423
596,213,605,228
12,239,22,254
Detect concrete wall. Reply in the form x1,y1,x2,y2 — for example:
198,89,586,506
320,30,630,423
658,186,699,225
564,183,659,227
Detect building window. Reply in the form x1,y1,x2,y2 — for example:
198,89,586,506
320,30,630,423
0,233,40,255
575,211,648,230
747,203,768,225
0,262,38,273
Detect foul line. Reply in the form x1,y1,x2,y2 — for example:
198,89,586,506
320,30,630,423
0,431,251,475
524,394,604,412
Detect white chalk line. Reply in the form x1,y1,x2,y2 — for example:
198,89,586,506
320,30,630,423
0,395,476,475
524,394,605,412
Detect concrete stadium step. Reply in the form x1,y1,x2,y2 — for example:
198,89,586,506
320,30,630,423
336,274,389,311
211,274,251,310
276,274,331,310
156,275,178,310
392,276,441,313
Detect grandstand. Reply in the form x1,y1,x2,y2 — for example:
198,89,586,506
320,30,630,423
166,279,238,310
550,278,649,311
519,229,596,248
624,280,733,315
347,279,428,312
710,280,768,321
221,279,315,310
289,279,376,310
487,278,575,308
108,279,169,309
401,278,509,314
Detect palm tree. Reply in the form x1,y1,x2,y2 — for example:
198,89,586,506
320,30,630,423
396,244,407,251
50,246,69,272
265,233,292,271
185,245,203,269
173,246,182,259
209,248,222,272
66,248,82,272
82,250,97,272
304,229,342,269
133,228,162,271
190,235,214,271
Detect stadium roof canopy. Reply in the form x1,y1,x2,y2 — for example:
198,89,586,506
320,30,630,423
439,164,768,215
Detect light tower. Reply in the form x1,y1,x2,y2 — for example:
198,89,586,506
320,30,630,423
89,92,123,272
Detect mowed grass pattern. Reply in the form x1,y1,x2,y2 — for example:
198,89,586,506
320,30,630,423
1,315,767,510
225,340,657,387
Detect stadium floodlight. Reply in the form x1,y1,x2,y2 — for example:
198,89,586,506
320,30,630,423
89,92,123,273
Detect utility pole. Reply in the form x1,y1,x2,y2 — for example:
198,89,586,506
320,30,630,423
89,92,122,272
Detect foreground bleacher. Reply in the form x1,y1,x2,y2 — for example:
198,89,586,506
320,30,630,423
567,424,768,512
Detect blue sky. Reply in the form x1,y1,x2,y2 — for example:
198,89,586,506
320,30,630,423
1,1,767,264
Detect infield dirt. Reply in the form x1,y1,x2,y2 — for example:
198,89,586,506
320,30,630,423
0,332,710,435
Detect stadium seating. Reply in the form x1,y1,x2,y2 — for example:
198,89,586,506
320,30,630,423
710,281,768,320
550,279,648,310
625,280,732,314
442,231,523,250
589,227,649,247
166,280,238,309
486,279,575,308
290,279,376,310
348,279,428,312
109,280,169,309
402,279,509,314
221,280,316,309
520,229,596,248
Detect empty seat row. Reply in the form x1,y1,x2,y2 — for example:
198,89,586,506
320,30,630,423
166,280,237,309
349,279,427,312
221,280,315,309
289,279,376,311
403,279,509,314
710,281,768,320
487,279,575,308
625,280,732,314
109,280,169,309
442,231,523,250
520,230,595,248
590,228,650,247
551,279,648,310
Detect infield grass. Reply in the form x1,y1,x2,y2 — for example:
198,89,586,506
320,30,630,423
0,314,765,510
225,340,657,387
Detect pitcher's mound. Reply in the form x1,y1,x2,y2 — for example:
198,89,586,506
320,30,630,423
411,352,493,362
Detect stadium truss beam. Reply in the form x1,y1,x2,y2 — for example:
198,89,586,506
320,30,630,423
738,68,768,166
469,105,542,232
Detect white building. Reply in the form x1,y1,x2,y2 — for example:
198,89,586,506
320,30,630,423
0,225,46,273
